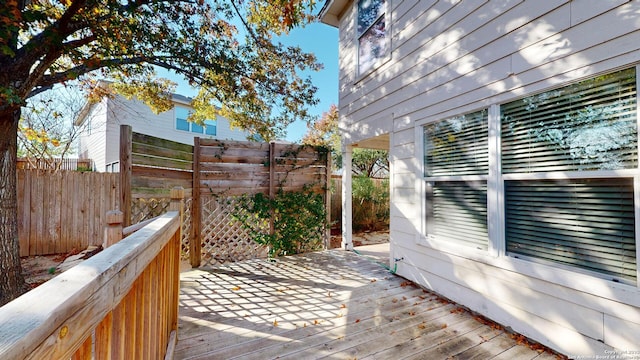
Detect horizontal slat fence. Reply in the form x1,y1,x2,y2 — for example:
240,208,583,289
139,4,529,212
17,170,119,256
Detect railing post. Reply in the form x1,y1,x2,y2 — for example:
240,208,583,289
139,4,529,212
169,186,185,213
104,210,124,248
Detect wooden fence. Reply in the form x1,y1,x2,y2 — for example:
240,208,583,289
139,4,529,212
0,211,181,358
119,125,330,267
17,170,119,257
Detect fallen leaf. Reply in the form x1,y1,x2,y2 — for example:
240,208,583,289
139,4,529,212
370,278,377,283
340,304,347,309
441,323,448,329
273,320,278,327
417,323,426,330
355,319,360,323
231,286,241,291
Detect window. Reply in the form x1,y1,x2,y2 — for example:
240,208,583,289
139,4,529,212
175,106,216,135
357,0,388,75
423,110,489,250
175,106,191,131
204,120,217,136
421,67,639,284
501,67,637,283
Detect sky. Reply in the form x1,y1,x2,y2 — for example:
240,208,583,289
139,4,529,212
165,21,339,143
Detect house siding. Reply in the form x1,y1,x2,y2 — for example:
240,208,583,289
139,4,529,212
334,0,640,355
77,94,249,172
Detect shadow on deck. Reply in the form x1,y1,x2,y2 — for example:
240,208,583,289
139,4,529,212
175,247,561,359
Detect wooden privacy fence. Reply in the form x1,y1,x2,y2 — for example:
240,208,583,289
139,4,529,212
119,125,330,268
17,170,119,257
0,210,181,359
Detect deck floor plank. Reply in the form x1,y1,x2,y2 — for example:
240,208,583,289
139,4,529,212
175,249,560,360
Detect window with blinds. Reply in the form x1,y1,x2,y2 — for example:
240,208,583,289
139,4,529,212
502,67,638,173
505,178,636,281
501,67,638,283
424,110,489,250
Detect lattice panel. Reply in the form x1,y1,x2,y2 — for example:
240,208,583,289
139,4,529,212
131,197,170,224
180,197,193,260
199,196,268,267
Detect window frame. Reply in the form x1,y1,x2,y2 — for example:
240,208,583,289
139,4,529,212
419,107,497,258
417,65,640,288
356,0,391,78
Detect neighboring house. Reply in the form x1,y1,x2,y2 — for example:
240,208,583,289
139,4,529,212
321,0,640,356
75,87,249,172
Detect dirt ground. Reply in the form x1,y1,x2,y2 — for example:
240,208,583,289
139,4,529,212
21,253,66,289
21,230,390,289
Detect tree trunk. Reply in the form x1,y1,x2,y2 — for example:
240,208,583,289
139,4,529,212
0,106,26,306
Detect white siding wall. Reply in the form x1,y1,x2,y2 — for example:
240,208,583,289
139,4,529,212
78,100,108,171
81,95,249,172
337,0,640,355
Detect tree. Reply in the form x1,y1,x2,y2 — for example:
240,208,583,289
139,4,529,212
0,0,320,305
18,85,89,170
303,104,389,178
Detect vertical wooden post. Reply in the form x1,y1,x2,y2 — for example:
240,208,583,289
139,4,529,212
170,186,184,246
170,186,185,213
190,138,201,268
104,210,124,248
120,125,132,227
268,142,276,238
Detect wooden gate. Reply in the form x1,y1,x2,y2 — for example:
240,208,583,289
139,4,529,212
119,125,330,268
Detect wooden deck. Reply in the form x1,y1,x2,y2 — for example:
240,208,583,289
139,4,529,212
175,248,561,359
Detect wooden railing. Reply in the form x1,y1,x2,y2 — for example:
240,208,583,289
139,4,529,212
0,209,182,359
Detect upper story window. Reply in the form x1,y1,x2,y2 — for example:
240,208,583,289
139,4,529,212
357,0,388,75
175,106,216,136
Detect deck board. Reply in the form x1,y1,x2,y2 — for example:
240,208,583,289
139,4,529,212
175,249,560,359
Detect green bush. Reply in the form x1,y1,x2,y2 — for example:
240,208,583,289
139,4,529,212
352,176,389,232
231,190,327,258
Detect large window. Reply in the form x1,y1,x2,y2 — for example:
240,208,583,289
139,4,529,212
175,106,217,136
357,0,388,75
423,67,639,284
423,110,489,250
501,67,637,283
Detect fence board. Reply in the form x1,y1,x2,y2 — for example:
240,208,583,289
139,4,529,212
117,125,330,266
17,170,120,256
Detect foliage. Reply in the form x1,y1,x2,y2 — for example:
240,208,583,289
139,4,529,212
351,176,389,232
303,104,389,177
0,0,319,305
0,0,320,141
231,190,326,258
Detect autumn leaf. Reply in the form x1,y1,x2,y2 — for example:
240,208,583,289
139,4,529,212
340,304,346,309
354,319,360,323
273,320,278,327
231,286,241,291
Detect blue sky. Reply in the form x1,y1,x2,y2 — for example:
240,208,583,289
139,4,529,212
166,21,339,143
